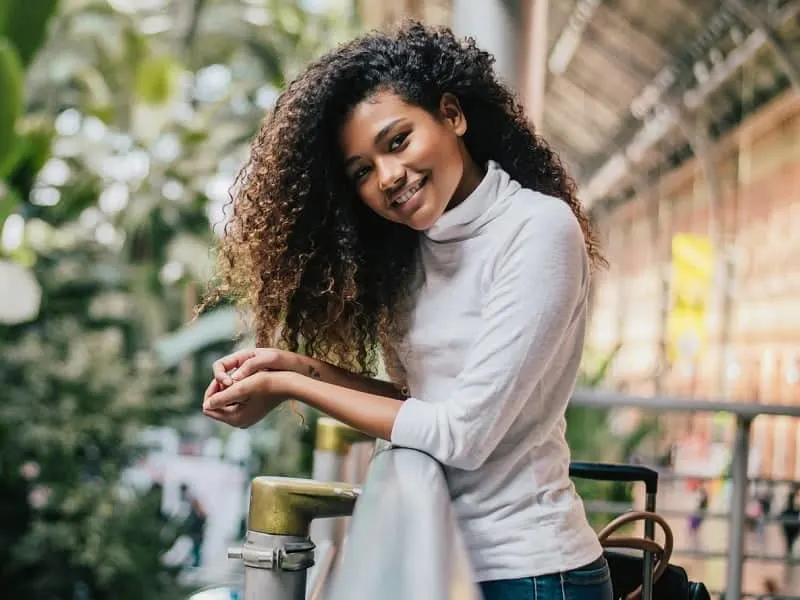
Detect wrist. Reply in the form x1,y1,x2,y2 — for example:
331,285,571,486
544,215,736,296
274,370,304,397
296,354,324,380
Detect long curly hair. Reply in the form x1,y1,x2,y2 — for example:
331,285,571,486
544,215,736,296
202,21,605,377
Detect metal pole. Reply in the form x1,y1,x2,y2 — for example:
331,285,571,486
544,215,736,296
642,492,657,600
451,0,520,86
229,477,359,600
725,415,753,600
523,0,550,127
230,531,311,600
309,418,372,546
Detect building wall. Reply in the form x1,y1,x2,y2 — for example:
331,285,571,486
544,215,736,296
354,0,524,92
586,91,800,479
356,0,452,29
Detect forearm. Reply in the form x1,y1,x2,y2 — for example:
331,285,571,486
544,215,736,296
299,355,406,400
278,372,401,441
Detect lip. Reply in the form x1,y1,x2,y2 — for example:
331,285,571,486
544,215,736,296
388,176,428,208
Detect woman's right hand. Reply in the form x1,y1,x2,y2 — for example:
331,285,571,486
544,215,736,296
211,348,316,388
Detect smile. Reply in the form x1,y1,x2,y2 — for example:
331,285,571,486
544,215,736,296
390,176,427,207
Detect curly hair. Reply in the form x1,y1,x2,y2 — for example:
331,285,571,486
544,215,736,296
202,21,605,377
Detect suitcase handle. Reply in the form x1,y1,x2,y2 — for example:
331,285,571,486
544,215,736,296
569,462,659,495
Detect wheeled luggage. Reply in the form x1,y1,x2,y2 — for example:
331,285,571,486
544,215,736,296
569,462,711,600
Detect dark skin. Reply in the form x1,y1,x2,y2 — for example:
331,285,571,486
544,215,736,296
202,92,484,436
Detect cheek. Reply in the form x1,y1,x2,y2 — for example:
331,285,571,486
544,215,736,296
431,142,465,190
356,183,394,219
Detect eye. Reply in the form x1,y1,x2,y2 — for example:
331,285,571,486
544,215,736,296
352,165,371,182
388,132,409,151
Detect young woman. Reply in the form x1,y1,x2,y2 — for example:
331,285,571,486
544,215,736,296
201,21,612,600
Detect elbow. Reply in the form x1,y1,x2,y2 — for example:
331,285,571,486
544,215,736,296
432,410,495,471
439,437,492,471
445,453,487,471
391,399,494,471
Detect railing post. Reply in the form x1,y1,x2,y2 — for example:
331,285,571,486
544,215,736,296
725,414,753,600
228,477,359,600
310,418,372,545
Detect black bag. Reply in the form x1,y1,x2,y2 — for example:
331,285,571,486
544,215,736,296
569,462,711,600
605,551,711,600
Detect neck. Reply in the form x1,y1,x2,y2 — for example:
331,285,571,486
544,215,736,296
445,151,485,212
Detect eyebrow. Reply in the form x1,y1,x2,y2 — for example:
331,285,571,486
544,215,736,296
344,118,405,169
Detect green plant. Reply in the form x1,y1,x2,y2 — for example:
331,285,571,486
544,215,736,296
568,344,661,527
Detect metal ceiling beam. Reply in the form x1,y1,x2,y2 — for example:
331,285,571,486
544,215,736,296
581,0,800,209
725,0,800,92
548,0,603,75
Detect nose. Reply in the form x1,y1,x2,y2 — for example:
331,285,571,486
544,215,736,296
376,158,405,193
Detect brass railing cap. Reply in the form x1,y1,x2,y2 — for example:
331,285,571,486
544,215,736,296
315,417,373,454
248,476,360,537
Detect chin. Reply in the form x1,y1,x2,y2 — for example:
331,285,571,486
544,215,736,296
407,201,445,231
405,212,437,231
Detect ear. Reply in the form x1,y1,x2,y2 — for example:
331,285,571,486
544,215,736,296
439,93,467,136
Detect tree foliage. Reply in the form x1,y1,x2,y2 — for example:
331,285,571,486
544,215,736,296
0,1,354,597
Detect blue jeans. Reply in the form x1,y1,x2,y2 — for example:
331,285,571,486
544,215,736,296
479,556,613,600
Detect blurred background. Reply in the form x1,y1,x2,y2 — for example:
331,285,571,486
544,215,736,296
0,1,799,599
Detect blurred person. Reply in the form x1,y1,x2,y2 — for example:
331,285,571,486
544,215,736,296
179,483,207,568
754,480,774,541
201,22,611,600
688,483,709,543
780,485,799,558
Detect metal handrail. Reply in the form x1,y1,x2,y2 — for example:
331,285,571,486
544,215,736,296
325,442,482,600
213,389,799,600
571,387,800,418
571,387,800,600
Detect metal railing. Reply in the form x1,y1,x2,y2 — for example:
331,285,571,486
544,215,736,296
227,477,359,600
220,387,800,600
571,387,800,600
325,442,481,600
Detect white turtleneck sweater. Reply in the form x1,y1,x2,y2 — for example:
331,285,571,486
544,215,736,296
389,161,603,581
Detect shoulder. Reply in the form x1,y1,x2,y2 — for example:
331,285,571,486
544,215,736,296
495,187,586,258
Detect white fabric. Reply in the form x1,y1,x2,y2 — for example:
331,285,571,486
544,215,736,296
390,161,603,581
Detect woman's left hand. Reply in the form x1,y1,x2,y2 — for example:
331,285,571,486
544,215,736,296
202,370,292,428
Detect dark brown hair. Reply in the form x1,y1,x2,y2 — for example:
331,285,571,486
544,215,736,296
201,21,605,376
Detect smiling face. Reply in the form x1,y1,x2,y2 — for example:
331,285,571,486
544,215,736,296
338,91,483,231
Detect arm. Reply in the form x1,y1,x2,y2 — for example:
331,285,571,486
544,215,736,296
275,371,402,441
213,347,406,400
389,204,588,470
299,355,406,400
280,203,588,469
208,202,586,468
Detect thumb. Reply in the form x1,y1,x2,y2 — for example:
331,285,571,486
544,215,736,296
232,350,283,381
231,357,261,381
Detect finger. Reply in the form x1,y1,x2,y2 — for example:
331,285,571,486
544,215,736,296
203,404,242,426
204,403,260,429
231,350,281,381
212,349,256,386
203,378,220,402
204,377,259,410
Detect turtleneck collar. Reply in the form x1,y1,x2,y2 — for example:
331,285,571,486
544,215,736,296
424,160,519,243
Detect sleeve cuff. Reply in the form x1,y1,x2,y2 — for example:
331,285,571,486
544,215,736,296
390,396,438,451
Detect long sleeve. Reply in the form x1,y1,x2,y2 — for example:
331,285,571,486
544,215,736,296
390,202,588,470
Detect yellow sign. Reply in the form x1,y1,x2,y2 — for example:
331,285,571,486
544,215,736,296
667,234,714,362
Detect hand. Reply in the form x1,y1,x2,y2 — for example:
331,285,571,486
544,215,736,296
202,371,292,428
211,348,313,389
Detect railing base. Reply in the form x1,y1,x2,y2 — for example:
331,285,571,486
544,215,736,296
229,531,311,600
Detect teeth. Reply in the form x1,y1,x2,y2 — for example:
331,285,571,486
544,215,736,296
393,178,425,206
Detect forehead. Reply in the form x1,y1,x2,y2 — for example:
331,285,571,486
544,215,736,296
339,92,431,152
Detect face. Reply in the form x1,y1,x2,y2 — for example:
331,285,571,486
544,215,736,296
339,91,483,230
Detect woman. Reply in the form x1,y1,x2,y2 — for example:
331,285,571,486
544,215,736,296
201,21,611,600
